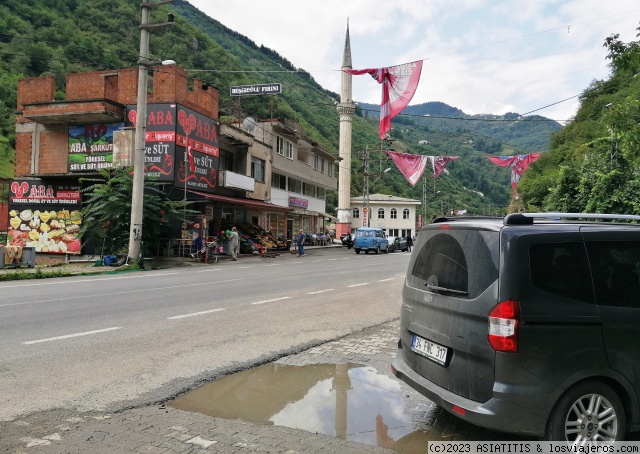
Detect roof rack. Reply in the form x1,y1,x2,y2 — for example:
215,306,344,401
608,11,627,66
504,212,640,226
432,216,500,224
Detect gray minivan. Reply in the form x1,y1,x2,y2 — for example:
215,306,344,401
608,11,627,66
392,213,640,441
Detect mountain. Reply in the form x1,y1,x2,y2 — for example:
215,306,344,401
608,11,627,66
358,101,562,152
0,0,563,216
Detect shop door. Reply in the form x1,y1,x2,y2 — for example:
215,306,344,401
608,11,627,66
287,219,294,241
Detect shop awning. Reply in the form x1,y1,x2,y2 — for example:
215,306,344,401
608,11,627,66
188,191,293,212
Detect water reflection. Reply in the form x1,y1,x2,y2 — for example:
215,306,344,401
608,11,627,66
170,363,448,452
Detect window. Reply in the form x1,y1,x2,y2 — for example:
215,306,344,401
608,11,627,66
285,140,293,159
378,208,385,219
219,149,234,171
303,182,315,197
530,242,593,303
586,241,640,307
389,229,399,237
276,136,285,156
409,230,499,300
328,163,334,177
390,208,398,219
313,155,319,171
403,208,410,219
288,178,302,194
317,187,325,199
353,208,360,219
272,172,286,190
251,157,265,183
320,158,325,174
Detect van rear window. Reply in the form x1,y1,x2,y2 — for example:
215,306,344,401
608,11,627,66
408,230,499,299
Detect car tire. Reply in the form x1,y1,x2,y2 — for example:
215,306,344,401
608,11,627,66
383,246,388,254
402,249,408,252
544,381,626,441
375,247,380,255
365,250,369,254
355,249,361,254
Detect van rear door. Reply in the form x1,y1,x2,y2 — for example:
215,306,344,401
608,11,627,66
401,224,500,402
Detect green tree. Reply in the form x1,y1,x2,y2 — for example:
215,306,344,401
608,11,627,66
80,169,194,259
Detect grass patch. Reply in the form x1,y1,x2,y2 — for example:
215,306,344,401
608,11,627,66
0,268,73,281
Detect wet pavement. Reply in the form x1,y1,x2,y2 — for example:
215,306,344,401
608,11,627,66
3,318,524,454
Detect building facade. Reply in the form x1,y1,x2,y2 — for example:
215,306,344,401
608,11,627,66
10,65,336,261
350,194,421,238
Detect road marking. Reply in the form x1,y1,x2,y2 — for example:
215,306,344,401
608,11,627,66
0,272,178,289
379,278,395,282
238,266,255,269
327,258,338,261
198,268,222,272
23,327,122,345
263,264,281,267
251,296,291,305
167,308,226,320
307,289,335,295
311,260,322,263
342,258,350,260
348,283,369,288
291,261,303,264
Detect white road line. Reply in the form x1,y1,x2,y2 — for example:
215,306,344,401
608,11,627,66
238,266,255,269
311,260,322,263
197,268,222,272
263,264,281,267
307,289,335,295
342,258,350,260
23,327,122,345
348,283,369,288
0,272,178,289
291,261,303,264
379,278,395,282
251,296,291,305
167,308,226,320
327,258,338,261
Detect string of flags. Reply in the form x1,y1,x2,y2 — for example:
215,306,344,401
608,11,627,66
386,151,542,194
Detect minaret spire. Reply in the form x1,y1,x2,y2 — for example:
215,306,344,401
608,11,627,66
336,19,356,238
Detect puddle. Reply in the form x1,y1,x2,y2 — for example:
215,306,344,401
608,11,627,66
170,362,450,453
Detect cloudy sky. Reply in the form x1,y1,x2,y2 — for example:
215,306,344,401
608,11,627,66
187,0,639,123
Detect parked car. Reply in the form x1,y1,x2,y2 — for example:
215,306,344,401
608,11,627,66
392,213,640,441
353,227,389,254
340,233,354,246
387,236,408,252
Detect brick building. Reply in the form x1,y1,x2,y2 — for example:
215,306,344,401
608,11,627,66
10,65,302,261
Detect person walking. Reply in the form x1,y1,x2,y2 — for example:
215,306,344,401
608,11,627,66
230,227,239,261
296,229,306,257
406,233,413,252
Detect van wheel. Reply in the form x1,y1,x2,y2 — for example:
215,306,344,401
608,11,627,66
355,249,361,254
375,247,380,255
544,381,626,441
365,250,370,254
383,246,388,254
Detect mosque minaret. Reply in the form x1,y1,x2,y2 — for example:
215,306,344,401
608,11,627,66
335,20,356,238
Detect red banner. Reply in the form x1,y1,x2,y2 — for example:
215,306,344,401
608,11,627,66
345,60,423,139
387,151,429,186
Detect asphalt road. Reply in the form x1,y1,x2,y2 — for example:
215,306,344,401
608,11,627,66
0,247,411,422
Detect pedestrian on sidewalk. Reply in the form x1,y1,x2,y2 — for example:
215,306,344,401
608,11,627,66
230,227,239,260
296,229,306,257
406,233,413,252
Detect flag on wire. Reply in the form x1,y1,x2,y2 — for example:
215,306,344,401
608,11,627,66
387,151,429,186
487,153,541,192
431,156,460,178
345,60,423,139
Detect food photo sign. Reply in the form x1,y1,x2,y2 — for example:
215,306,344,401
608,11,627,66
68,123,125,172
7,180,82,254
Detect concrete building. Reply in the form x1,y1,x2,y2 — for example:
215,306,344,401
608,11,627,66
247,119,338,242
350,194,421,238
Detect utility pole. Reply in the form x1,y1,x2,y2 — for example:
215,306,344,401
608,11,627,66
127,0,174,263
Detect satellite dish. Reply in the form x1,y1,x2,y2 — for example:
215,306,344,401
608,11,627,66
242,117,257,132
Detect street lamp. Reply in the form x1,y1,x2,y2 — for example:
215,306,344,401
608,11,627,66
127,0,174,264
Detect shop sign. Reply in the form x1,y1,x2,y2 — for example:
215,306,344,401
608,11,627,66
7,179,82,254
126,104,177,182
289,197,309,209
362,207,369,227
68,123,125,172
112,129,134,167
230,83,282,97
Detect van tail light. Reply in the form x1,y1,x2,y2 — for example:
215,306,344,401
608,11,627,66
488,299,519,352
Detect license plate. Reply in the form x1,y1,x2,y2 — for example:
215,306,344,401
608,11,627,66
411,335,448,365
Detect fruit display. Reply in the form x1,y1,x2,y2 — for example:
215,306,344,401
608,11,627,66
7,208,82,254
238,223,288,251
